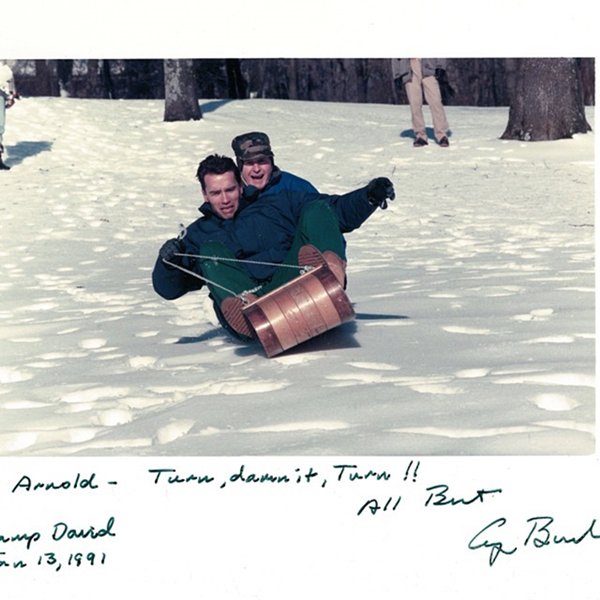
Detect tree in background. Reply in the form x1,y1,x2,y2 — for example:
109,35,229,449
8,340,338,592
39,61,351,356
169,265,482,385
501,58,591,141
33,60,58,96
163,59,201,122
10,58,596,110
225,59,247,99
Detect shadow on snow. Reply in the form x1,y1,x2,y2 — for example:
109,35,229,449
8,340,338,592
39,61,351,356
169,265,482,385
4,140,53,167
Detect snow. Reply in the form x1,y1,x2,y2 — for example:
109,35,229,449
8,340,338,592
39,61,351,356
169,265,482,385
0,97,595,456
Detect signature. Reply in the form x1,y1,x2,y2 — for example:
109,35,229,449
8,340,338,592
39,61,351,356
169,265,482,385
469,516,600,566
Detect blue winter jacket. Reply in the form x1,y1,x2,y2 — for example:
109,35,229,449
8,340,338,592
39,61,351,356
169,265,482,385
258,168,318,197
152,169,376,299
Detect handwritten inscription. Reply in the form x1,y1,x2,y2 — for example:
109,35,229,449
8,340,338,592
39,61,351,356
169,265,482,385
1,551,107,571
52,516,116,541
0,529,41,551
11,473,114,493
0,516,116,570
425,484,503,507
333,465,392,482
358,496,403,516
1,460,598,576
468,516,600,566
148,468,215,485
357,484,503,516
147,463,394,490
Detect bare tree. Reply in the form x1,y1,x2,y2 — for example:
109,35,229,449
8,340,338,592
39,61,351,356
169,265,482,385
225,59,246,99
501,58,591,141
34,60,59,95
85,60,102,97
163,59,201,122
11,58,595,106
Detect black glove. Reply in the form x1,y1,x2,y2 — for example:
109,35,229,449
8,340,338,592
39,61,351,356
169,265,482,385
367,177,395,210
159,238,184,263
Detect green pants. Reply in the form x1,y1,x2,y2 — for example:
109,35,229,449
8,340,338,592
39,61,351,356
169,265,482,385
199,200,346,309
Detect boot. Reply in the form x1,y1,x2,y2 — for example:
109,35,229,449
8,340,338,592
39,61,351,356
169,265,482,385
0,144,9,170
298,244,347,287
220,293,258,339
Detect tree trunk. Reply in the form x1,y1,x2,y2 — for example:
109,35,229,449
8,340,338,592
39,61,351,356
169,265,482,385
578,57,595,105
56,59,73,96
35,60,59,96
101,60,115,99
163,59,201,122
501,58,590,141
288,59,298,99
225,59,246,99
86,60,103,98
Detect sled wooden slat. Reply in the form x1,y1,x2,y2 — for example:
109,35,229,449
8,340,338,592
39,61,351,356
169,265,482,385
243,264,355,357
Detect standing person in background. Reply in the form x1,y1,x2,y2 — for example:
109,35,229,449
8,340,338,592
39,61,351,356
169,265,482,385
392,58,451,148
0,60,17,170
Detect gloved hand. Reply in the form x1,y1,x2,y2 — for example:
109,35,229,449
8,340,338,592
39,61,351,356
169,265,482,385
367,177,395,210
5,92,17,109
159,238,184,263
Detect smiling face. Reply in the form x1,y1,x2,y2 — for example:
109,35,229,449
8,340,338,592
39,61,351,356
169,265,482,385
202,171,241,220
240,157,274,190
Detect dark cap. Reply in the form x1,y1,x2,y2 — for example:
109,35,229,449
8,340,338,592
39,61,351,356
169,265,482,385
231,131,274,163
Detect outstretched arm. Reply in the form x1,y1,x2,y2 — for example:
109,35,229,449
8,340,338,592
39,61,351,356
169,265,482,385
319,177,395,233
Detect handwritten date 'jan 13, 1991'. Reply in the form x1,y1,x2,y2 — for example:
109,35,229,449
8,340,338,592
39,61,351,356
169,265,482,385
468,516,600,567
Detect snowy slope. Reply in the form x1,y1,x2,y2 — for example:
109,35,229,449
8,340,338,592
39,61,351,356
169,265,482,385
0,97,595,456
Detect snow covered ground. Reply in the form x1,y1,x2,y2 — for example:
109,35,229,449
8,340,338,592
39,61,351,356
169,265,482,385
0,96,595,456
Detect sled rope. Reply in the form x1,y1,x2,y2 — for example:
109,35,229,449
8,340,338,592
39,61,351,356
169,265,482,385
175,252,306,271
174,224,306,273
162,259,261,298
162,251,313,299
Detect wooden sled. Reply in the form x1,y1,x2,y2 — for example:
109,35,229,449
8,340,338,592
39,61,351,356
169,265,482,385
242,263,355,357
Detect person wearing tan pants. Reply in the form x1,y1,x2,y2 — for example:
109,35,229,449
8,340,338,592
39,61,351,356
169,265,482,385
392,58,450,147
0,60,17,170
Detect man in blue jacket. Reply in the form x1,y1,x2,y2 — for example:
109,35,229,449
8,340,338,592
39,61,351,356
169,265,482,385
231,131,317,197
152,154,394,340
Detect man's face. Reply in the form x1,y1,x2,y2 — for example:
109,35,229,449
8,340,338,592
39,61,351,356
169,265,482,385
202,171,241,220
240,157,273,190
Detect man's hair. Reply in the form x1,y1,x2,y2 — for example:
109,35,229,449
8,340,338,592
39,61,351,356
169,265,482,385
196,154,241,192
